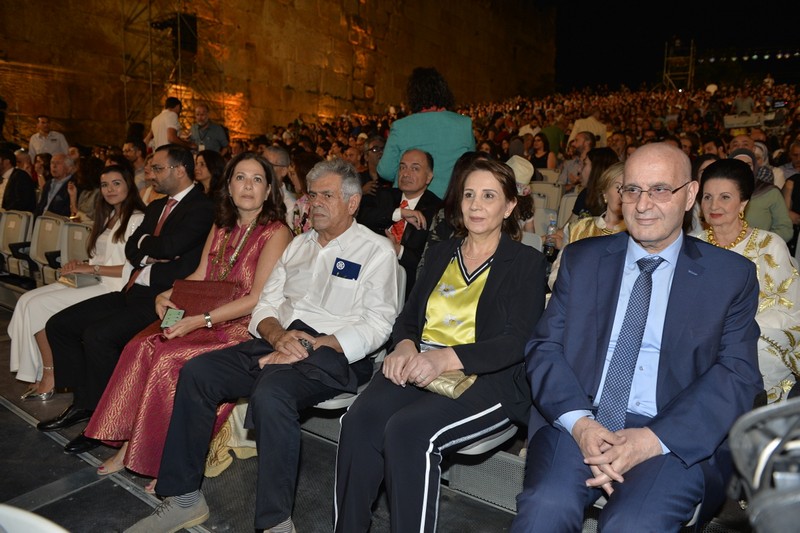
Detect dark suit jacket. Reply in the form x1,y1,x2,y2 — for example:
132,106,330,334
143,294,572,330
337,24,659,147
2,168,37,212
125,183,214,294
34,175,74,218
392,233,547,424
526,232,762,469
357,188,442,299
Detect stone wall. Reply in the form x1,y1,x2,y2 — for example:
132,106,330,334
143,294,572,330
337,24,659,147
0,0,555,147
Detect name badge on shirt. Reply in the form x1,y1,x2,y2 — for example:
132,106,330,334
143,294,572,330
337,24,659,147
332,257,361,280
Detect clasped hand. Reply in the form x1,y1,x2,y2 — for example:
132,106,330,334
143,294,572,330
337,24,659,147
382,340,447,388
257,331,341,368
572,417,662,496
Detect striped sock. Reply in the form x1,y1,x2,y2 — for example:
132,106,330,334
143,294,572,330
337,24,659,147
173,491,201,508
268,518,294,533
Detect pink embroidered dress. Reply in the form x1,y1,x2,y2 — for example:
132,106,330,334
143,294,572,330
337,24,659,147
84,220,284,477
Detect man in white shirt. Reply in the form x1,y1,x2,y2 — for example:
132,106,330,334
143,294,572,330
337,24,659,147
144,97,196,151
567,107,607,148
125,158,400,533
28,115,69,159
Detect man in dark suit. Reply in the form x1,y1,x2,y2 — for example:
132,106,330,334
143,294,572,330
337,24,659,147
37,144,214,454
512,143,763,532
34,152,74,217
0,148,36,211
358,148,441,298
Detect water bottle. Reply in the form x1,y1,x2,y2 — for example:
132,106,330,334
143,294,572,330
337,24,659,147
543,218,558,261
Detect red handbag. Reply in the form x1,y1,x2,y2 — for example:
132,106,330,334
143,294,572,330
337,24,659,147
169,279,238,315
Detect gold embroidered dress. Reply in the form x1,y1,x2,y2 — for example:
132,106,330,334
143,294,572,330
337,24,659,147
84,220,284,477
699,227,800,402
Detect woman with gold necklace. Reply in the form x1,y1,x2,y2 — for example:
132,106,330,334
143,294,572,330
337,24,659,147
696,158,800,403
84,152,292,491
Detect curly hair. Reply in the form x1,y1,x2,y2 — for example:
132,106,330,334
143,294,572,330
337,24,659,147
406,67,455,113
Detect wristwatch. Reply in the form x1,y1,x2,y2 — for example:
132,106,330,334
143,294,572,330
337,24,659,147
93,264,100,275
203,312,213,328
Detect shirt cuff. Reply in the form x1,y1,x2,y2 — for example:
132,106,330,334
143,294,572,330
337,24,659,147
333,326,365,364
556,409,594,435
392,207,402,222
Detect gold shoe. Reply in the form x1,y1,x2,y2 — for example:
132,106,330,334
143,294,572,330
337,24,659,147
21,388,55,401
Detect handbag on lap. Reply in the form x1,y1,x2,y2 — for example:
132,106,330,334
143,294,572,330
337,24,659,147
169,279,238,316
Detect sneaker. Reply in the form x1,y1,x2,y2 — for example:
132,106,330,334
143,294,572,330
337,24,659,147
123,494,209,533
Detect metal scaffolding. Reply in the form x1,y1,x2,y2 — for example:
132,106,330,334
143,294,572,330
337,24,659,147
662,38,695,91
119,0,226,137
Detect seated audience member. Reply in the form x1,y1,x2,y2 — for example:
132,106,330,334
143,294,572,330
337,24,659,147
0,147,37,211
782,171,800,255
335,158,547,532
529,132,557,170
288,151,324,235
695,158,800,403
377,67,475,199
123,158,399,533
37,144,215,455
506,154,536,233
418,151,490,276
359,135,392,195
513,143,762,532
33,152,53,190
9,165,145,399
560,131,595,193
569,146,619,222
548,161,626,289
35,152,75,217
122,139,148,192
262,145,294,223
194,149,226,197
83,152,292,492
139,153,166,205
15,148,34,178
68,155,104,222
358,148,442,298
730,148,794,242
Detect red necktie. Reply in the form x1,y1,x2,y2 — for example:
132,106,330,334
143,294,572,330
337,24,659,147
390,199,409,242
125,198,177,291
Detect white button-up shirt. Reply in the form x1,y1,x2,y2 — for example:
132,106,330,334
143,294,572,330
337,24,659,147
249,220,400,363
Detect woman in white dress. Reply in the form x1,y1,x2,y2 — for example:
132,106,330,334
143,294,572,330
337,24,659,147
695,158,800,403
10,164,146,400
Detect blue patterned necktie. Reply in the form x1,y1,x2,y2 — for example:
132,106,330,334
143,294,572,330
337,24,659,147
596,256,664,432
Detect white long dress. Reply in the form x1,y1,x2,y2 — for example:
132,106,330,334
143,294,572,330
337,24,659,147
697,227,800,402
8,212,144,383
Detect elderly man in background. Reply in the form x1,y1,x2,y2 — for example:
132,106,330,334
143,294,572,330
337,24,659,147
124,158,399,533
189,104,229,155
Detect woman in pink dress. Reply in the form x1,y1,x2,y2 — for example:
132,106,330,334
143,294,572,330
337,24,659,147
84,152,292,489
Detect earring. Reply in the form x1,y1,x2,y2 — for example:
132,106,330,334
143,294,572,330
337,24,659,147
738,211,745,220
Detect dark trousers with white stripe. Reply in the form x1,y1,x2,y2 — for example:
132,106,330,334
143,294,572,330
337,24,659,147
334,372,511,533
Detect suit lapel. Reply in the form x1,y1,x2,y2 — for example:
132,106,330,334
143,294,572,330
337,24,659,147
596,234,628,367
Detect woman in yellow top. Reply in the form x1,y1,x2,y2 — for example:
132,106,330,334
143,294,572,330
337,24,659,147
548,161,626,289
334,158,547,532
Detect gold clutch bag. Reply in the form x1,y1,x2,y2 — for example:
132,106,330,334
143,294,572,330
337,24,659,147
423,371,477,399
57,273,101,288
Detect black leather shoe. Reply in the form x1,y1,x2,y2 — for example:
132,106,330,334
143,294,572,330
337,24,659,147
36,405,94,432
63,432,100,455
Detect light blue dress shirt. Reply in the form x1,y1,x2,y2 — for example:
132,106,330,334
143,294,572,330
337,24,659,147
558,233,683,453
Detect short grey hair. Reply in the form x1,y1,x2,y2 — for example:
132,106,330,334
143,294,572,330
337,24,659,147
306,159,362,200
263,145,290,167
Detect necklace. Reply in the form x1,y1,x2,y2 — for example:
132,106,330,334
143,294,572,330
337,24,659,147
211,218,258,280
707,219,749,249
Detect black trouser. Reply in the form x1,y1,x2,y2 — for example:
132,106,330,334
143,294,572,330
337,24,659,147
46,285,158,410
334,372,512,533
156,338,341,530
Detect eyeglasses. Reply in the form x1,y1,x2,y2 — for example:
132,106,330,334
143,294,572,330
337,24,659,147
150,164,180,174
368,146,384,153
618,181,691,203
